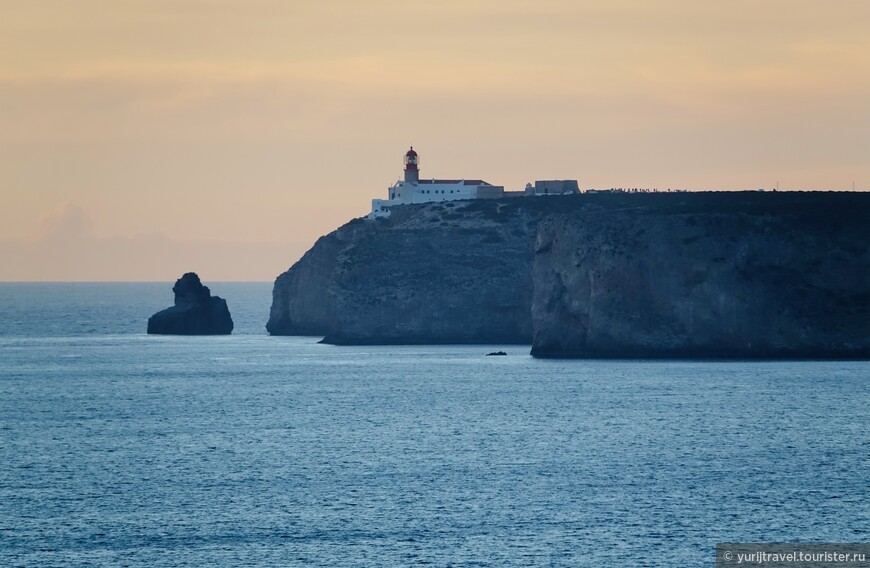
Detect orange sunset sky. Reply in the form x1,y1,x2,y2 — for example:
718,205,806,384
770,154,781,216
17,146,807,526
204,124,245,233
1,0,868,281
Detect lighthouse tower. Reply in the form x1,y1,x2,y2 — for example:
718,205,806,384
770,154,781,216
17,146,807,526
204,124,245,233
404,147,419,183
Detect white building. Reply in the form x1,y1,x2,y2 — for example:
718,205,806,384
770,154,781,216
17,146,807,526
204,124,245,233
370,147,504,218
526,180,580,196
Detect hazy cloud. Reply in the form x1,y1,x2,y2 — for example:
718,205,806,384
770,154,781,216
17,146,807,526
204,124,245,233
0,205,306,281
0,0,867,279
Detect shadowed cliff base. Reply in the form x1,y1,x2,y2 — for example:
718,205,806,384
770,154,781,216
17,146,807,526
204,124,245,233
268,191,870,358
321,336,532,346
529,347,870,360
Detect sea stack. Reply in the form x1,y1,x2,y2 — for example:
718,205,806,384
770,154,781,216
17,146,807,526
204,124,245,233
147,273,233,335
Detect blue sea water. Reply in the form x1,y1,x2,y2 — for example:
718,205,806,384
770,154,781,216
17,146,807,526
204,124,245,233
0,283,867,567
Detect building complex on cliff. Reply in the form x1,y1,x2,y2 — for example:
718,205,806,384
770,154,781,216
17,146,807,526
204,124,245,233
370,147,579,218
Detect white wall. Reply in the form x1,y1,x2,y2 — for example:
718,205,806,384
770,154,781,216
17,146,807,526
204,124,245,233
370,180,495,218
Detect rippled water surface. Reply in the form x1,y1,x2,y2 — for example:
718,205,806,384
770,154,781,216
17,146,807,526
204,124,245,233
0,284,868,566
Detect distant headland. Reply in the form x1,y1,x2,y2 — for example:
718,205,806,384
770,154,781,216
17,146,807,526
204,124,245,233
268,150,870,359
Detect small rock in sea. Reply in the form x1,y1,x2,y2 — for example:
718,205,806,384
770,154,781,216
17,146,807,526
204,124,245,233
147,273,233,335
486,351,507,356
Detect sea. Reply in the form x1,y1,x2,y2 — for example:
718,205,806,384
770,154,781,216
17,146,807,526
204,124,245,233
1,283,868,567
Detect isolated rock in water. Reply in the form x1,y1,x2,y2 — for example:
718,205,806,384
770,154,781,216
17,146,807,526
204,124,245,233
486,351,508,356
147,273,233,335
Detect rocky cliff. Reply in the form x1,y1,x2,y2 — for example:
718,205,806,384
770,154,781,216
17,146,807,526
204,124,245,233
267,199,544,343
532,192,870,358
268,192,870,358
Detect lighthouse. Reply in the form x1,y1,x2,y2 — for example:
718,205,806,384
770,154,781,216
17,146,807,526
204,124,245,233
369,147,506,218
404,146,419,183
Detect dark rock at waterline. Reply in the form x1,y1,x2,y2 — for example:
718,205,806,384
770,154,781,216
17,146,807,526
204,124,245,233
486,351,508,356
147,273,233,335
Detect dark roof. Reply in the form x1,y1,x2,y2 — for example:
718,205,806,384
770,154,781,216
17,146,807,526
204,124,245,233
405,147,417,156
417,179,491,186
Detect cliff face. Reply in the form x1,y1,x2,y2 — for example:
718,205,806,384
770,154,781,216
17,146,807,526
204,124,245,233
269,192,870,358
267,199,543,343
531,193,870,358
267,222,363,337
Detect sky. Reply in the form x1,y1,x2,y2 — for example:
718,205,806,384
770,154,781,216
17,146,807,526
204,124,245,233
1,0,868,281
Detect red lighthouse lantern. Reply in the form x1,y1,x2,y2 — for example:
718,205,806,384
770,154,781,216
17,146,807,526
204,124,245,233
404,147,419,183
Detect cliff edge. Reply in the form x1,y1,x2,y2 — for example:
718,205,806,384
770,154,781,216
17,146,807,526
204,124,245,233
267,199,543,344
268,192,870,358
531,192,870,358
